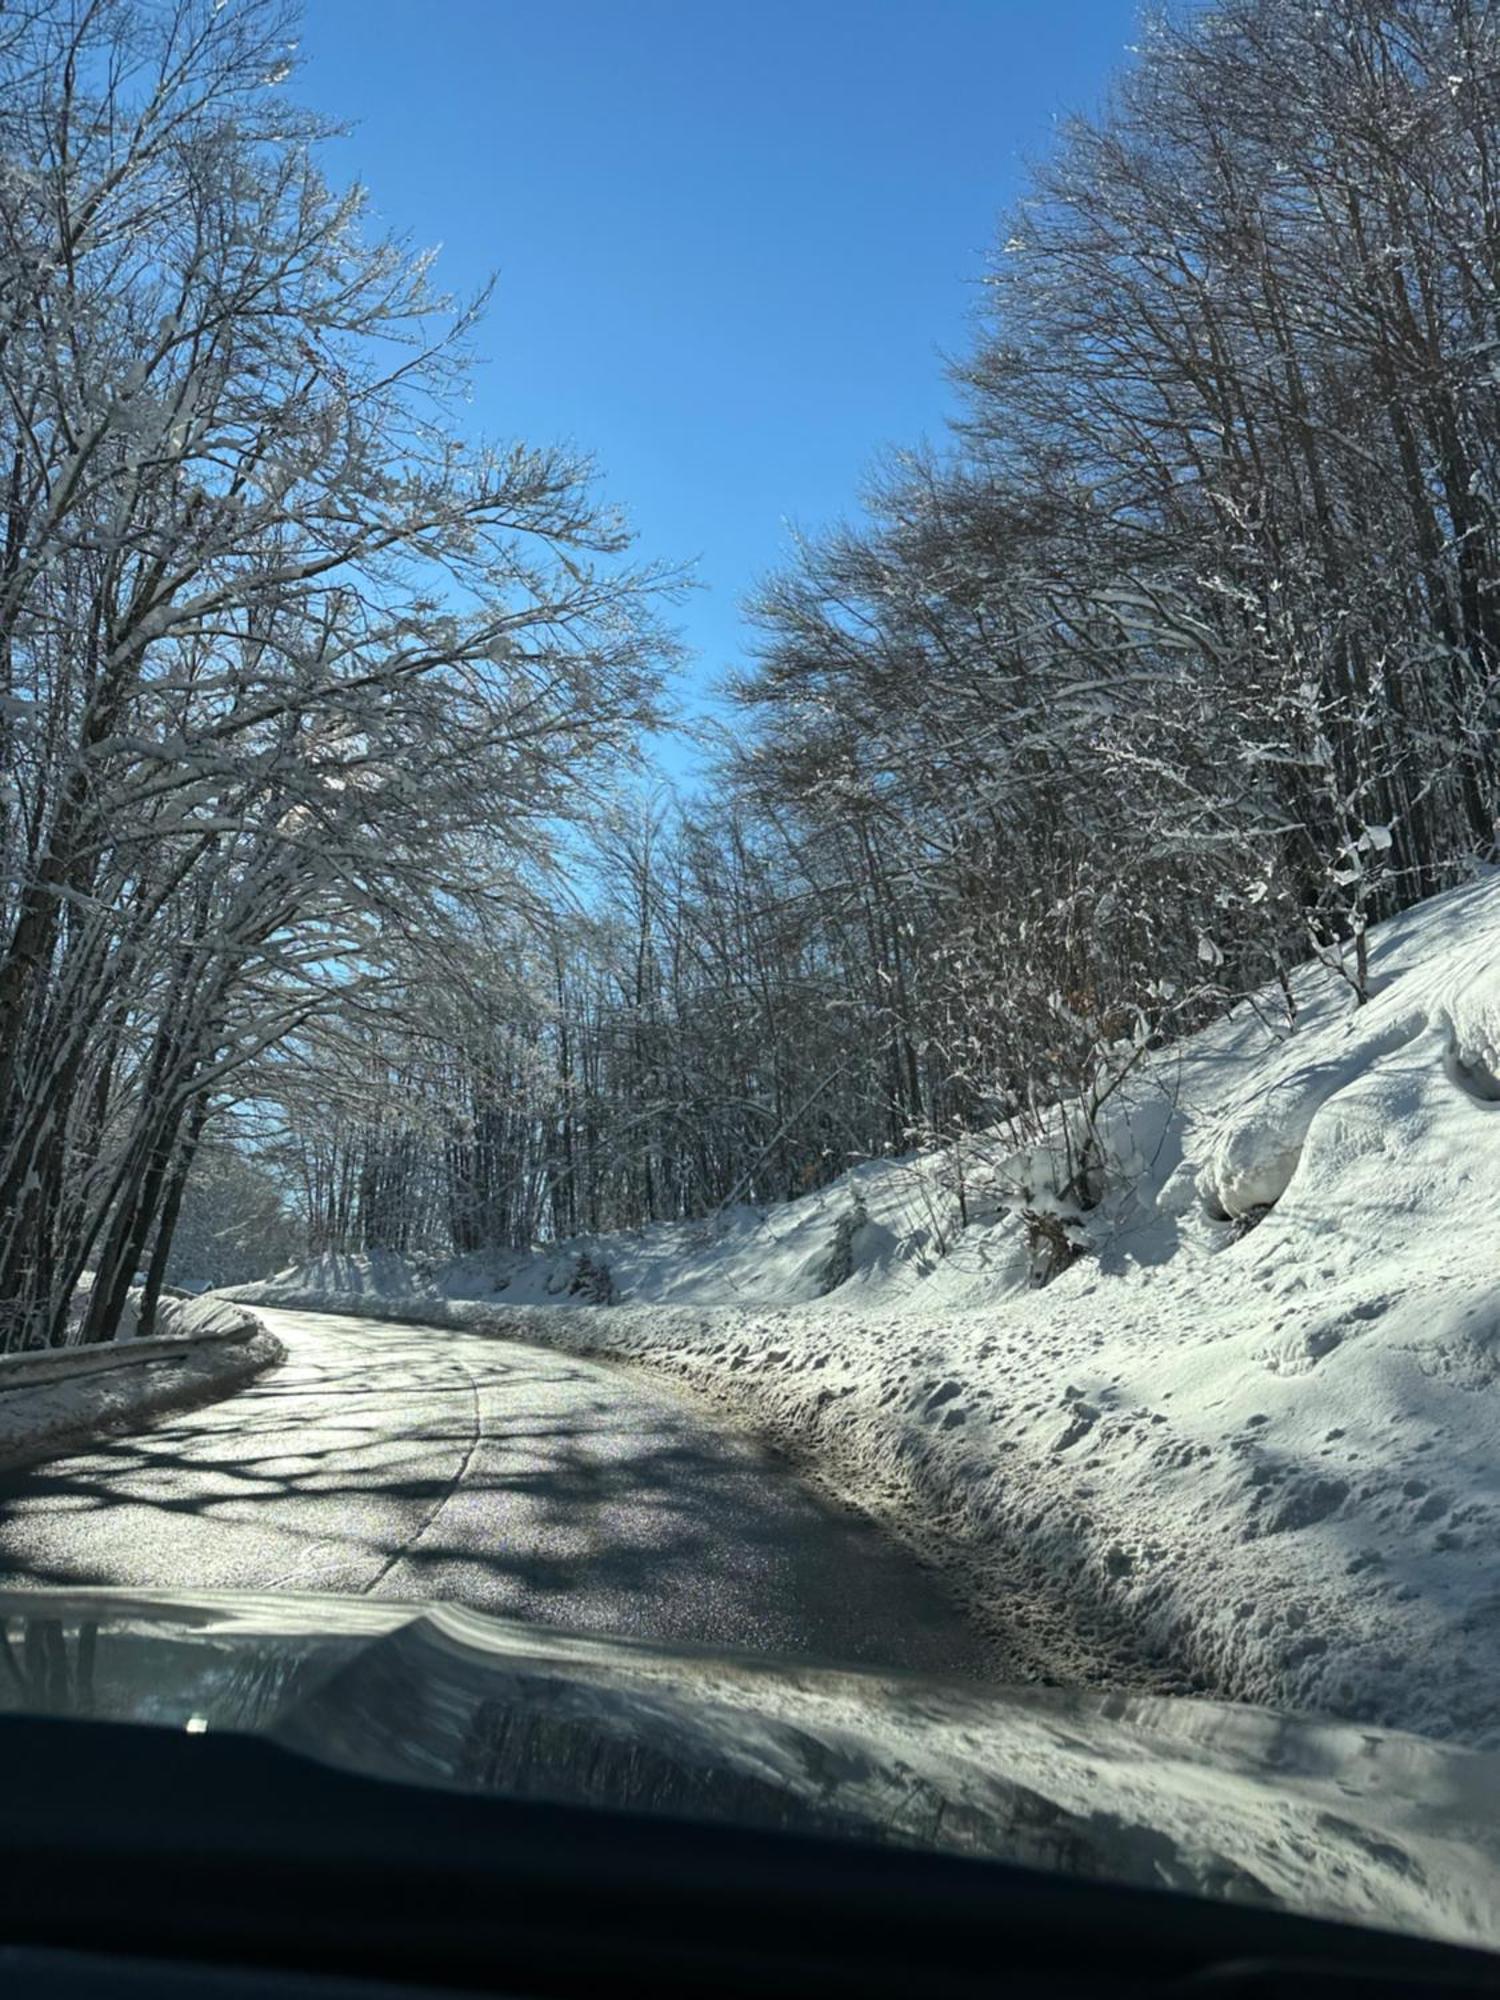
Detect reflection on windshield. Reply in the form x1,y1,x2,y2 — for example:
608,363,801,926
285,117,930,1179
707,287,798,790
1,1594,1497,1955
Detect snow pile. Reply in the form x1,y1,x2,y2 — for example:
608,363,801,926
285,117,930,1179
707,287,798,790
260,1201,937,1313
0,1297,283,1472
234,874,1500,1744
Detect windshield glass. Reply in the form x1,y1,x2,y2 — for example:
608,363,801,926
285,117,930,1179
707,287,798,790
1,0,1497,1968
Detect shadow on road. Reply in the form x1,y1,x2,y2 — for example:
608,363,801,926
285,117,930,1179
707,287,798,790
0,1316,987,1678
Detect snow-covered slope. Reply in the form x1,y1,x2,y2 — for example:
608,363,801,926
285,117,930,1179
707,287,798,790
236,874,1500,1744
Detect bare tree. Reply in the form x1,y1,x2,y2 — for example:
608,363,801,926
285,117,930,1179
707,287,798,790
0,0,670,1346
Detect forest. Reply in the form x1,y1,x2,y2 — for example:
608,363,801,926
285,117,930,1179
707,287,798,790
3,0,1499,1347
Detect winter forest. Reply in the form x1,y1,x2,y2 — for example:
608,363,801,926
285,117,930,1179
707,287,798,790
3,0,1500,1349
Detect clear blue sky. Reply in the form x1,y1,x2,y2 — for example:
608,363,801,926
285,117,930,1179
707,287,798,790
294,1,1142,762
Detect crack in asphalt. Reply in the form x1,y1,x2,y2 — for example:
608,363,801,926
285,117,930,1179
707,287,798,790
357,1351,486,1595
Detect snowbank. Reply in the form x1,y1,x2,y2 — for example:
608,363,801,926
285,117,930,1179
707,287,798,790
0,1296,283,1473
234,874,1500,1745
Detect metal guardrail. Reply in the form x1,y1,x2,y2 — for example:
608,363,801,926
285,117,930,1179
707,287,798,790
0,1315,260,1395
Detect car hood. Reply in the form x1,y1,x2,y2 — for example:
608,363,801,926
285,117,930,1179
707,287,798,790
0,1585,1496,1954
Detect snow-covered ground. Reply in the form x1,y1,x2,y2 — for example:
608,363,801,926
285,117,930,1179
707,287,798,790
0,1297,283,1473
233,875,1500,1745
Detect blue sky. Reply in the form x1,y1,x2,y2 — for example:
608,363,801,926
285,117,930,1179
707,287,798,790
295,2,1142,759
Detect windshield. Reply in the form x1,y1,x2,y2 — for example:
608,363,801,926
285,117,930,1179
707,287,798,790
0,0,1498,1970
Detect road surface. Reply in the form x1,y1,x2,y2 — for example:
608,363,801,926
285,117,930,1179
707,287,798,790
0,1308,984,1675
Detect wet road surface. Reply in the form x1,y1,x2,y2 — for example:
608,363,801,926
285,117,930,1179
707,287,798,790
0,1308,983,1674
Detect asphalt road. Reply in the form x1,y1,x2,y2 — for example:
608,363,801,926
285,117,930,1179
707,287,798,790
0,1308,984,1675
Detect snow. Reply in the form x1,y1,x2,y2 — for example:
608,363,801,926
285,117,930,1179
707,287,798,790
233,874,1500,1746
0,1297,283,1472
